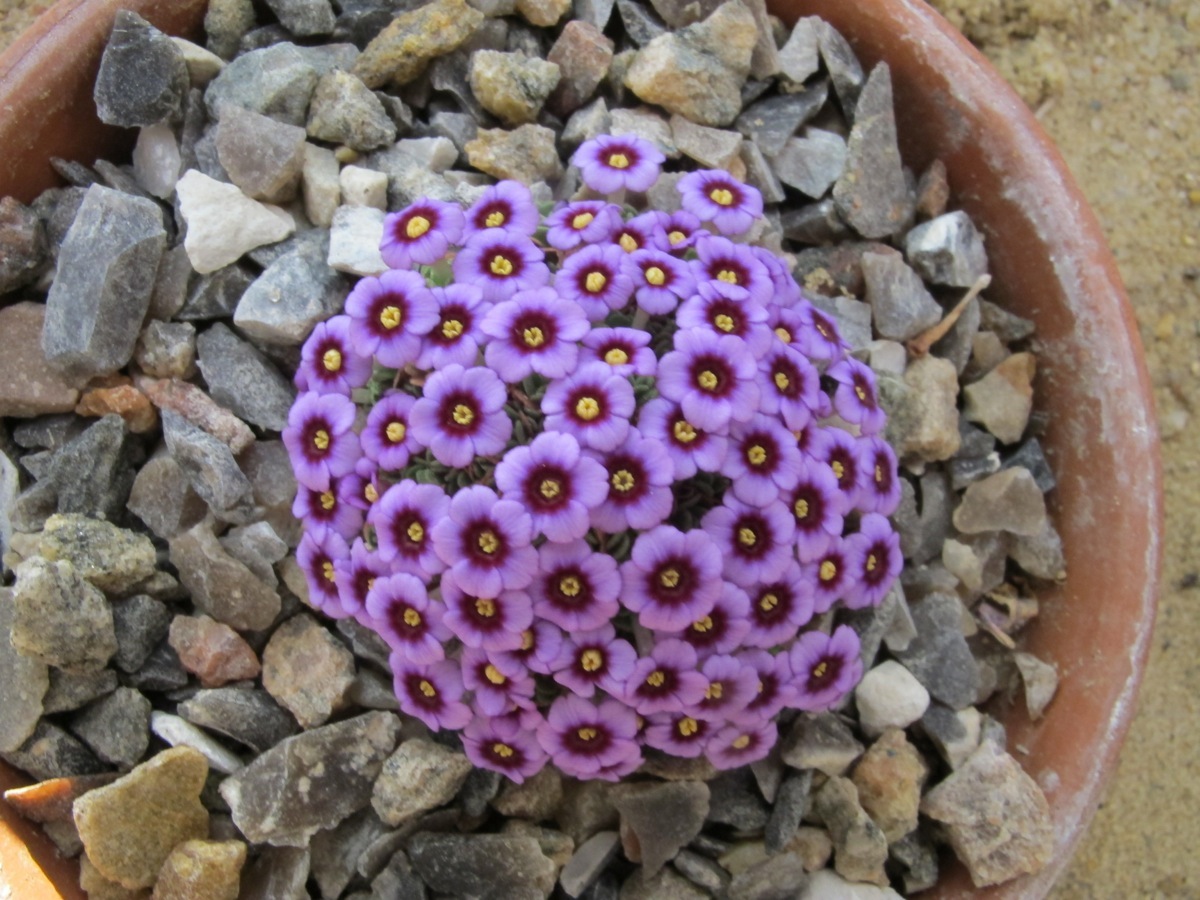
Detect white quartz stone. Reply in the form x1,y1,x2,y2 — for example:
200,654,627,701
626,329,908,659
171,36,225,86
302,143,341,228
132,123,182,200
854,659,931,738
801,869,904,900
151,710,244,775
339,165,388,210
176,170,295,274
327,206,387,276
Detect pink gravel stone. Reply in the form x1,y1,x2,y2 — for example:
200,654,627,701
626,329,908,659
168,614,261,688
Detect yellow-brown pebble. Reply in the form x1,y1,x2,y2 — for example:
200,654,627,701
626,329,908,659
152,840,246,900
352,0,483,89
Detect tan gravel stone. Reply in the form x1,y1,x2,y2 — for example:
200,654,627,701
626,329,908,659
152,839,246,900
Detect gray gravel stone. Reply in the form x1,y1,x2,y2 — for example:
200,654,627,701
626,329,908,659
127,453,208,539
371,738,473,826
777,16,819,84
814,18,864,113
307,69,397,150
12,556,116,671
893,592,981,710
70,686,152,768
735,84,827,158
812,777,888,886
125,640,190,693
560,831,620,898
765,769,811,853
265,0,336,36
905,210,989,288
409,832,558,899
770,129,846,198
135,320,197,380
706,768,770,830
1,720,105,781
42,185,166,380
726,851,809,900
169,521,281,631
240,845,311,900
671,116,742,168
162,410,252,513
619,866,708,900
615,0,666,46
0,197,46,293
95,10,189,127
861,250,944,342
612,781,709,877
205,0,257,59
42,667,119,715
779,712,863,777
111,594,173,673
953,467,1047,536
0,586,49,753
233,232,345,346
216,104,308,203
309,810,388,899
178,687,298,753
890,831,939,894
178,264,255,322
205,42,320,126
196,323,295,432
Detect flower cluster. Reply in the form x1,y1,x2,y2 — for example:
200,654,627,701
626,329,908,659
285,134,902,783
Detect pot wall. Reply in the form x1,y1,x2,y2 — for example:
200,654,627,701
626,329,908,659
0,1,1161,898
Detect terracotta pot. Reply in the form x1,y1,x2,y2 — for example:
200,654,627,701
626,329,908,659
0,0,1161,897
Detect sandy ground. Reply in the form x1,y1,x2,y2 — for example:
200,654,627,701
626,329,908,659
1,0,1197,895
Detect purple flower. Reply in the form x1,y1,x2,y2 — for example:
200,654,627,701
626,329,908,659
752,245,803,309
743,562,815,649
481,288,590,382
381,198,465,269
333,537,388,622
701,497,796,588
609,211,664,254
624,249,696,315
368,480,449,576
292,478,363,542
364,572,449,664
463,711,548,783
621,638,709,716
361,391,419,471
555,244,636,322
409,364,512,467
729,650,796,725
657,329,761,433
545,200,622,250
439,570,533,652
636,398,728,479
758,343,821,432
541,361,635,452
495,432,607,542
785,459,847,564
795,302,848,362
549,624,637,698
464,180,540,238
588,431,674,532
859,436,902,516
644,711,713,758
453,229,550,302
581,327,656,377
722,414,804,507
621,526,723,632
693,236,773,308
283,392,361,492
827,358,887,435
431,485,537,597
572,134,665,194
344,269,440,368
677,169,763,236
676,580,752,657
651,210,703,254
296,530,350,615
787,625,863,712
495,619,564,676
843,513,902,609
537,694,642,781
531,540,621,632
809,426,870,511
677,281,773,358
462,648,536,715
344,457,383,512
766,306,807,352
392,658,473,731
416,284,492,370
686,653,759,722
706,720,777,769
296,315,373,395
802,536,858,615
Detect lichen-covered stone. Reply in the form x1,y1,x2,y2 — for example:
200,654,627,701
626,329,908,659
153,839,246,900
37,514,156,595
0,586,49,753
851,729,928,843
812,777,889,886
307,69,397,150
94,10,189,127
469,50,561,126
12,557,116,671
134,320,196,380
353,0,484,89
465,124,563,183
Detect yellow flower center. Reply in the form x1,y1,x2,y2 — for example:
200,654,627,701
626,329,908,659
618,233,638,252
794,498,809,519
490,255,514,276
379,305,402,329
322,348,342,372
855,384,869,402
442,319,464,339
668,230,686,245
475,597,497,617
760,592,779,611
452,403,475,426
710,187,734,206
492,742,514,758
580,649,604,672
407,521,424,542
405,215,431,238
774,326,792,344
607,152,630,169
660,568,681,588
832,460,845,480
402,608,422,627
523,326,546,348
585,271,607,293
386,421,406,443
577,727,598,741
313,429,330,451
875,463,885,484
647,670,666,687
717,269,739,284
575,396,601,420
559,575,582,597
737,527,757,547
645,266,666,286
673,420,697,443
747,445,767,466
819,560,838,582
611,469,635,493
714,313,736,332
692,615,713,633
485,211,506,228
477,531,499,555
321,560,335,581
319,491,335,511
521,629,535,650
678,717,699,737
697,370,718,390
812,661,828,680
365,483,379,502
604,347,629,366
706,682,724,700
732,734,751,750
539,478,561,499
867,553,878,572
774,371,790,390
485,664,506,685
572,212,595,230
418,679,437,697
